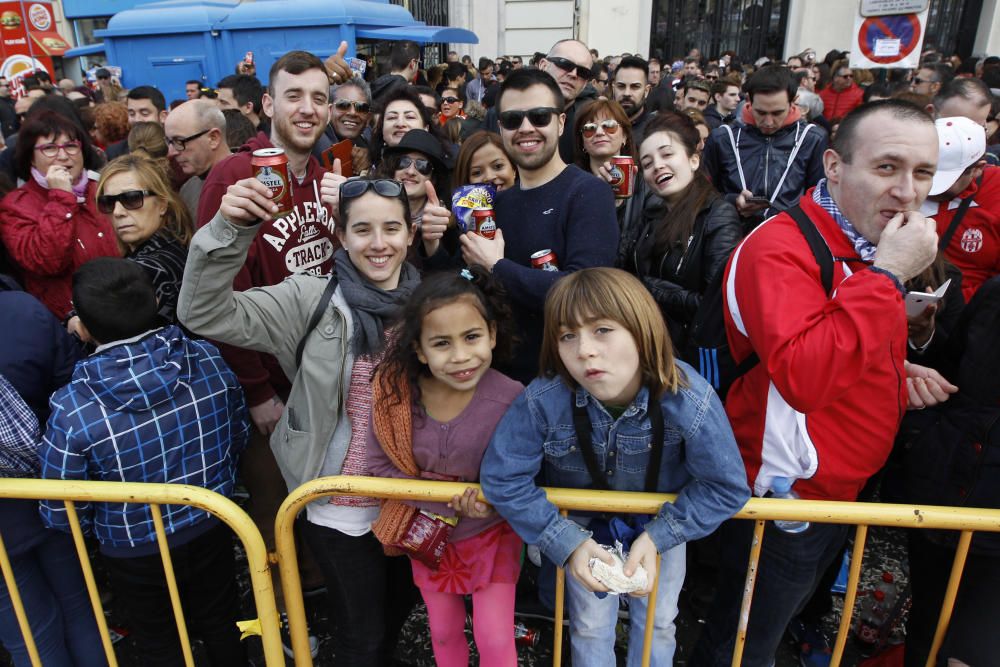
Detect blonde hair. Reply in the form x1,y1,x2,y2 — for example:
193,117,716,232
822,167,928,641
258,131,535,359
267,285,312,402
97,153,194,249
540,268,684,398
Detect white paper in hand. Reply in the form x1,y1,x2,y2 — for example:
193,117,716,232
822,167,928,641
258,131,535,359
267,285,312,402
905,279,951,317
589,541,649,594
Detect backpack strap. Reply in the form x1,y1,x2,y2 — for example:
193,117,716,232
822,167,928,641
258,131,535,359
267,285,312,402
295,273,339,368
731,203,836,381
767,123,815,205
937,173,982,252
723,124,748,193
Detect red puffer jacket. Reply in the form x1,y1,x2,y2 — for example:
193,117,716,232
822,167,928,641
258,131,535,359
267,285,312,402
0,178,119,320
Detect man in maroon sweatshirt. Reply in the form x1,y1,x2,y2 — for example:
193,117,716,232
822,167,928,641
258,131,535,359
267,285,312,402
196,51,345,621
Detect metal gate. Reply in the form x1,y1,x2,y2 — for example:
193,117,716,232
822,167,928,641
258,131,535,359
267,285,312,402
924,0,984,60
649,0,790,63
390,0,450,66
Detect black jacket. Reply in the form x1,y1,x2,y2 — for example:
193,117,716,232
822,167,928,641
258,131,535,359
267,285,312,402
701,114,827,225
618,189,743,346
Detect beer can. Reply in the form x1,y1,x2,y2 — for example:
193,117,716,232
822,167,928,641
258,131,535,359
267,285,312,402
530,249,559,271
608,155,635,199
514,622,540,647
251,148,294,218
471,208,497,239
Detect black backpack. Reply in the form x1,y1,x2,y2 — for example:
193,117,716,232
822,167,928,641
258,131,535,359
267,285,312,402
684,204,834,401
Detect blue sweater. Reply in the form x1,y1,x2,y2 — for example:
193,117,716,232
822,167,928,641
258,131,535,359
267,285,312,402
492,165,618,382
40,325,249,556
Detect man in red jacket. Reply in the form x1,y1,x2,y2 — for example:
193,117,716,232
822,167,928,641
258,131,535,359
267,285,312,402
819,62,863,122
691,99,957,667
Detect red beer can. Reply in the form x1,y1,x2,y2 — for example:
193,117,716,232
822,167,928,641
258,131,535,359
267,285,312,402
471,208,497,239
251,148,294,217
514,622,540,647
530,249,559,271
608,155,635,199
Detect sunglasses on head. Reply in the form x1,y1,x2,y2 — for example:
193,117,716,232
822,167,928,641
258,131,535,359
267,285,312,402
546,55,594,81
97,189,153,214
333,99,371,114
581,119,620,138
441,96,461,104
498,106,560,131
338,178,405,219
392,155,434,176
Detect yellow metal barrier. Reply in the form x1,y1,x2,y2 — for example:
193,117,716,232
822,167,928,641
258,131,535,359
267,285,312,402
275,476,1000,667
0,479,285,667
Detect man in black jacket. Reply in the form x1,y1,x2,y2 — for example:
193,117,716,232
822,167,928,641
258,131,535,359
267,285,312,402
538,39,597,163
702,66,827,229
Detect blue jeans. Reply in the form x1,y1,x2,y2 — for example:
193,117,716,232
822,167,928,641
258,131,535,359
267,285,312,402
690,519,848,667
0,530,108,667
566,542,685,667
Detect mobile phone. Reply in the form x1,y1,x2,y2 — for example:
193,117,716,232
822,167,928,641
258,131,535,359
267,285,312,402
244,51,254,66
905,279,950,317
348,57,367,77
746,195,771,206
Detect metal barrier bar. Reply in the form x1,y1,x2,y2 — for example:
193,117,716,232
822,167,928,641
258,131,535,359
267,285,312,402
0,531,42,667
275,476,1000,666
0,479,284,667
830,524,868,667
64,500,119,667
926,530,973,667
640,554,663,666
552,509,568,667
150,503,196,667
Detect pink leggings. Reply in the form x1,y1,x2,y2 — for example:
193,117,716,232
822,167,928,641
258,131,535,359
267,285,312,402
420,582,517,667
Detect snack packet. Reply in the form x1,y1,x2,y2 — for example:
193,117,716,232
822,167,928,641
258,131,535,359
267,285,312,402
451,184,497,233
589,540,649,594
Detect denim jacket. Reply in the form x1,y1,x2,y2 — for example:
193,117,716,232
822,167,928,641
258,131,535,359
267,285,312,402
480,361,750,567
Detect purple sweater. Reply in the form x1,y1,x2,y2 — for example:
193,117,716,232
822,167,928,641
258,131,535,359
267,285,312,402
366,369,524,542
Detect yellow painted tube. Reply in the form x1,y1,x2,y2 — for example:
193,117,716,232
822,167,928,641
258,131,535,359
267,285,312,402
64,500,119,667
926,530,972,667
830,524,868,667
732,520,766,667
0,530,41,666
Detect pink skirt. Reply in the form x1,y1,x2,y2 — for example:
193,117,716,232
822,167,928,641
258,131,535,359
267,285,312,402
410,522,522,595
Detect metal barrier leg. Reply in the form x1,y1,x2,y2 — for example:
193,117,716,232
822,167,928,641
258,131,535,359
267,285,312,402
830,524,868,667
275,495,312,667
925,530,972,667
150,503,196,667
640,554,662,667
0,531,42,667
553,509,568,667
63,500,120,667
731,520,766,667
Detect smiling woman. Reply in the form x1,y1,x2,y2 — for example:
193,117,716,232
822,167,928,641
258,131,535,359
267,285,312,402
97,153,193,326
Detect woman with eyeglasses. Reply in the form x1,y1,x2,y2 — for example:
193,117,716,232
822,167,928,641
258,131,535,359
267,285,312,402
453,131,517,193
0,110,117,320
573,99,641,225
179,175,422,665
94,153,192,327
438,86,466,126
619,111,742,364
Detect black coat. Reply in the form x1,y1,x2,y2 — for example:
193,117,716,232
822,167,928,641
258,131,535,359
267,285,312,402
618,189,743,347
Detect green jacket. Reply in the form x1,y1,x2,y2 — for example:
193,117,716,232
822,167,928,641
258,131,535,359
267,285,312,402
178,213,354,493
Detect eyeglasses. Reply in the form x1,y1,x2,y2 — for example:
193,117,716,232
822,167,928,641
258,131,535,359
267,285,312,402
392,155,433,176
546,55,594,81
333,99,371,114
441,96,461,105
498,106,560,131
597,77,609,85
912,77,932,85
581,119,620,138
97,189,153,214
167,129,211,152
34,140,82,158
706,74,719,80
338,178,405,218
837,73,853,79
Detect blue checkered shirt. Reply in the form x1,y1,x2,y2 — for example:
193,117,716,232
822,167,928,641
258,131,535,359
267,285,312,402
0,374,40,477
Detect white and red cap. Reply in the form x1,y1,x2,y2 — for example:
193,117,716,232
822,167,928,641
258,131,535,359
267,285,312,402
929,116,986,196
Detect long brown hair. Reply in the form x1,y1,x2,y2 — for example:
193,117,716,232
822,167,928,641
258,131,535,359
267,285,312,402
639,112,719,257
572,98,635,173
540,268,685,399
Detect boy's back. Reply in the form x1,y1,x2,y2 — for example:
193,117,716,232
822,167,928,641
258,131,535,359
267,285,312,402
40,324,249,554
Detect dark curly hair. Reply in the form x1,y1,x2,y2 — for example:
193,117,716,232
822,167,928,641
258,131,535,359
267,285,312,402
14,109,102,181
376,264,516,411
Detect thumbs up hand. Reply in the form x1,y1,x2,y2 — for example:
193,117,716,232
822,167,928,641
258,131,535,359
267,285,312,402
320,158,349,219
421,181,452,256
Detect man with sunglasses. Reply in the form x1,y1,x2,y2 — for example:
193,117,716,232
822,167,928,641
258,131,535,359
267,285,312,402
459,67,618,383
818,64,863,122
911,63,954,98
313,80,373,177
539,39,598,163
165,100,231,220
612,56,654,144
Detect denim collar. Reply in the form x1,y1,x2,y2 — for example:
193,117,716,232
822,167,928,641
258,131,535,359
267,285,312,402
813,178,877,262
573,384,650,420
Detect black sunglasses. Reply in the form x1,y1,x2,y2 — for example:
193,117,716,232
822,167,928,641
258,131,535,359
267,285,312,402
441,96,461,104
338,178,406,219
392,155,433,176
333,99,371,114
546,55,594,81
97,189,153,214
498,107,560,131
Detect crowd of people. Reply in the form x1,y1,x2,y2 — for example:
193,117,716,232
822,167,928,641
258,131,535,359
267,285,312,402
0,33,998,667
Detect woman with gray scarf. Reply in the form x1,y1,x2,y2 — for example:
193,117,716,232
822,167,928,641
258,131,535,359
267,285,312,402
178,176,421,665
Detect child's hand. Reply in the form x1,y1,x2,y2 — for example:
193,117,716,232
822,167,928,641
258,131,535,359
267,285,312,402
449,487,493,519
567,539,614,593
623,532,659,597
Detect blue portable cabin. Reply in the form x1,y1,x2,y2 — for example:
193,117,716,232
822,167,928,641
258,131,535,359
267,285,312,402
74,0,477,103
